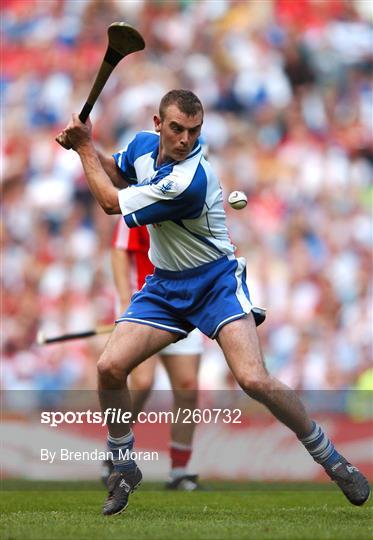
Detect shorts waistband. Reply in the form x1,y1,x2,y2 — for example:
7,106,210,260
154,256,233,280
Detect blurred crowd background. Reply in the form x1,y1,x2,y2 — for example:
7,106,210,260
2,0,372,400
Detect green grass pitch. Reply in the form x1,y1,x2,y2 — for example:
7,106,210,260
1,480,372,540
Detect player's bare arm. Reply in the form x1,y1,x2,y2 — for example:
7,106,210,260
59,114,121,214
97,149,129,189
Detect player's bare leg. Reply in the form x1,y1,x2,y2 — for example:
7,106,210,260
101,347,158,486
162,353,201,490
217,314,312,436
217,313,371,506
98,322,175,436
97,322,177,515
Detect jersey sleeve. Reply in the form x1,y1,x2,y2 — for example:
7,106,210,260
117,160,207,228
113,131,160,185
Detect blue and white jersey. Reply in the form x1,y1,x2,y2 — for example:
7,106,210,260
114,131,235,271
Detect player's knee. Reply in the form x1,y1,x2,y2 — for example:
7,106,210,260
130,374,153,392
97,354,126,386
173,377,198,392
236,372,269,399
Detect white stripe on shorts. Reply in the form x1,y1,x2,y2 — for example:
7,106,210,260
116,317,188,336
234,257,252,313
211,312,246,339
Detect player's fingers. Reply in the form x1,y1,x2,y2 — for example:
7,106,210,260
55,132,72,150
72,112,92,134
72,112,83,124
72,112,89,129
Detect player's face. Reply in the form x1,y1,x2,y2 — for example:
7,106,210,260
154,104,203,164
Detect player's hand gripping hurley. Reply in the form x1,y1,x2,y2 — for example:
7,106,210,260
56,22,145,149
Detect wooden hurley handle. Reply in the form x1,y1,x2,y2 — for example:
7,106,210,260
37,324,114,345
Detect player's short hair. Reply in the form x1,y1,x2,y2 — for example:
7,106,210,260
159,89,204,120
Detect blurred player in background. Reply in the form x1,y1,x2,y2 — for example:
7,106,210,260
104,216,203,490
58,89,370,516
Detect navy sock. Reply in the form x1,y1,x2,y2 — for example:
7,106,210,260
107,430,136,473
299,421,341,468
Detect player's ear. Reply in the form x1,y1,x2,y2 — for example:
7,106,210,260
154,115,161,132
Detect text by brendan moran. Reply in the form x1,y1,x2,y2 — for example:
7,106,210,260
40,448,159,464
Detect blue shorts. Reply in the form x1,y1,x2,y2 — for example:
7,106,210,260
117,256,253,339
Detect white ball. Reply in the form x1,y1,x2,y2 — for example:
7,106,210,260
228,190,247,210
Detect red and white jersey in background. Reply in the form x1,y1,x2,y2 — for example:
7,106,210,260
111,217,154,293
